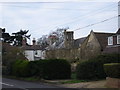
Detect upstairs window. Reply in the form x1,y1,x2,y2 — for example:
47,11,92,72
117,35,120,44
108,36,113,45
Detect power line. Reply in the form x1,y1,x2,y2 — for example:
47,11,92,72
74,15,118,31
54,3,117,27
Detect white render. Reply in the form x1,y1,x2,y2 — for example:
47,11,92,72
25,50,45,61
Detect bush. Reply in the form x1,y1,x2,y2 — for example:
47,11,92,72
12,60,30,77
27,60,45,78
42,59,71,80
11,59,71,80
104,63,120,78
76,54,120,80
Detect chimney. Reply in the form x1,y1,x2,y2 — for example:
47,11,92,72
32,38,36,45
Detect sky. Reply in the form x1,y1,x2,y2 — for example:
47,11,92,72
0,0,119,44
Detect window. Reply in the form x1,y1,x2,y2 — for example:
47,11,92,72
117,35,120,44
108,36,113,45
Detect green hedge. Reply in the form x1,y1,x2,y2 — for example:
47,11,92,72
11,59,71,80
104,63,120,78
76,54,120,80
12,60,30,77
42,59,71,80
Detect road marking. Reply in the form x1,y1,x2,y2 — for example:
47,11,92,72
0,82,14,87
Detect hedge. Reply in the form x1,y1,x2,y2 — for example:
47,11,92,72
104,63,120,78
42,59,71,80
76,54,120,80
12,60,30,77
11,59,71,80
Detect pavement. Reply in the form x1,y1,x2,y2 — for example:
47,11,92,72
43,79,106,88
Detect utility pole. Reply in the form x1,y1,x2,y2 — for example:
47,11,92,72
0,28,2,90
118,1,120,29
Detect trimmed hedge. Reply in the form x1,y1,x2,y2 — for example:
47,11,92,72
104,63,120,78
42,59,71,80
12,60,30,77
76,54,120,80
11,59,71,80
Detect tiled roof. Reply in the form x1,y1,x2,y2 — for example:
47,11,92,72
116,28,120,34
94,32,115,50
74,37,86,48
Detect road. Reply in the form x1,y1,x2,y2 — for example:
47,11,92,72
1,78,62,90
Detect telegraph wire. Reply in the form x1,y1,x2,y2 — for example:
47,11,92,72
74,15,118,31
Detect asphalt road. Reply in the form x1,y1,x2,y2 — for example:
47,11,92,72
1,78,62,90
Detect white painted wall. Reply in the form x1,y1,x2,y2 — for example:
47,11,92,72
25,50,34,61
25,50,44,61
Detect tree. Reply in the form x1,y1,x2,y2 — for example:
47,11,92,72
12,29,31,46
1,28,31,46
2,28,11,43
2,42,27,75
37,27,69,47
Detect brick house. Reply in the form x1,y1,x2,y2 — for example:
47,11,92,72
103,29,120,54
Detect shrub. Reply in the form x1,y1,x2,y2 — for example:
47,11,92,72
12,60,30,77
104,63,120,78
11,59,71,80
27,60,45,78
76,54,120,80
42,59,71,80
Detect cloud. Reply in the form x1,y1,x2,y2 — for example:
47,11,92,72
0,1,118,40
0,0,119,2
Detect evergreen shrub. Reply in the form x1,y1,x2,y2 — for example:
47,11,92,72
76,54,120,80
12,60,29,77
42,59,71,80
104,63,120,78
11,59,71,80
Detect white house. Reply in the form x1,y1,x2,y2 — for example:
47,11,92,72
22,38,46,61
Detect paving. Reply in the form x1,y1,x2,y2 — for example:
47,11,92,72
44,80,106,88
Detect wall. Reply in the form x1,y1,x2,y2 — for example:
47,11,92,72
80,32,101,60
45,31,102,61
45,48,80,62
25,50,42,61
25,50,34,61
103,45,120,54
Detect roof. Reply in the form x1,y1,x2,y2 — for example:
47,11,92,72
22,45,45,50
74,37,86,48
116,28,120,34
94,32,115,50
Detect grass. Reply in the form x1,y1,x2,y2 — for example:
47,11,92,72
59,72,88,84
60,80,87,84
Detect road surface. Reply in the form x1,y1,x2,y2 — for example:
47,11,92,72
1,78,61,89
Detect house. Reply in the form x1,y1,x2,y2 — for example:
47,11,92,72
80,30,114,60
103,29,120,54
22,38,46,61
45,30,86,62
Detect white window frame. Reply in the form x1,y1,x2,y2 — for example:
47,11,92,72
108,36,113,45
117,35,120,44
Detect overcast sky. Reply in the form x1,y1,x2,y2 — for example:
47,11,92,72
0,0,119,44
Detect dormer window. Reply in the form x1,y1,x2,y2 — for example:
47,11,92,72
108,36,113,45
117,35,120,44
